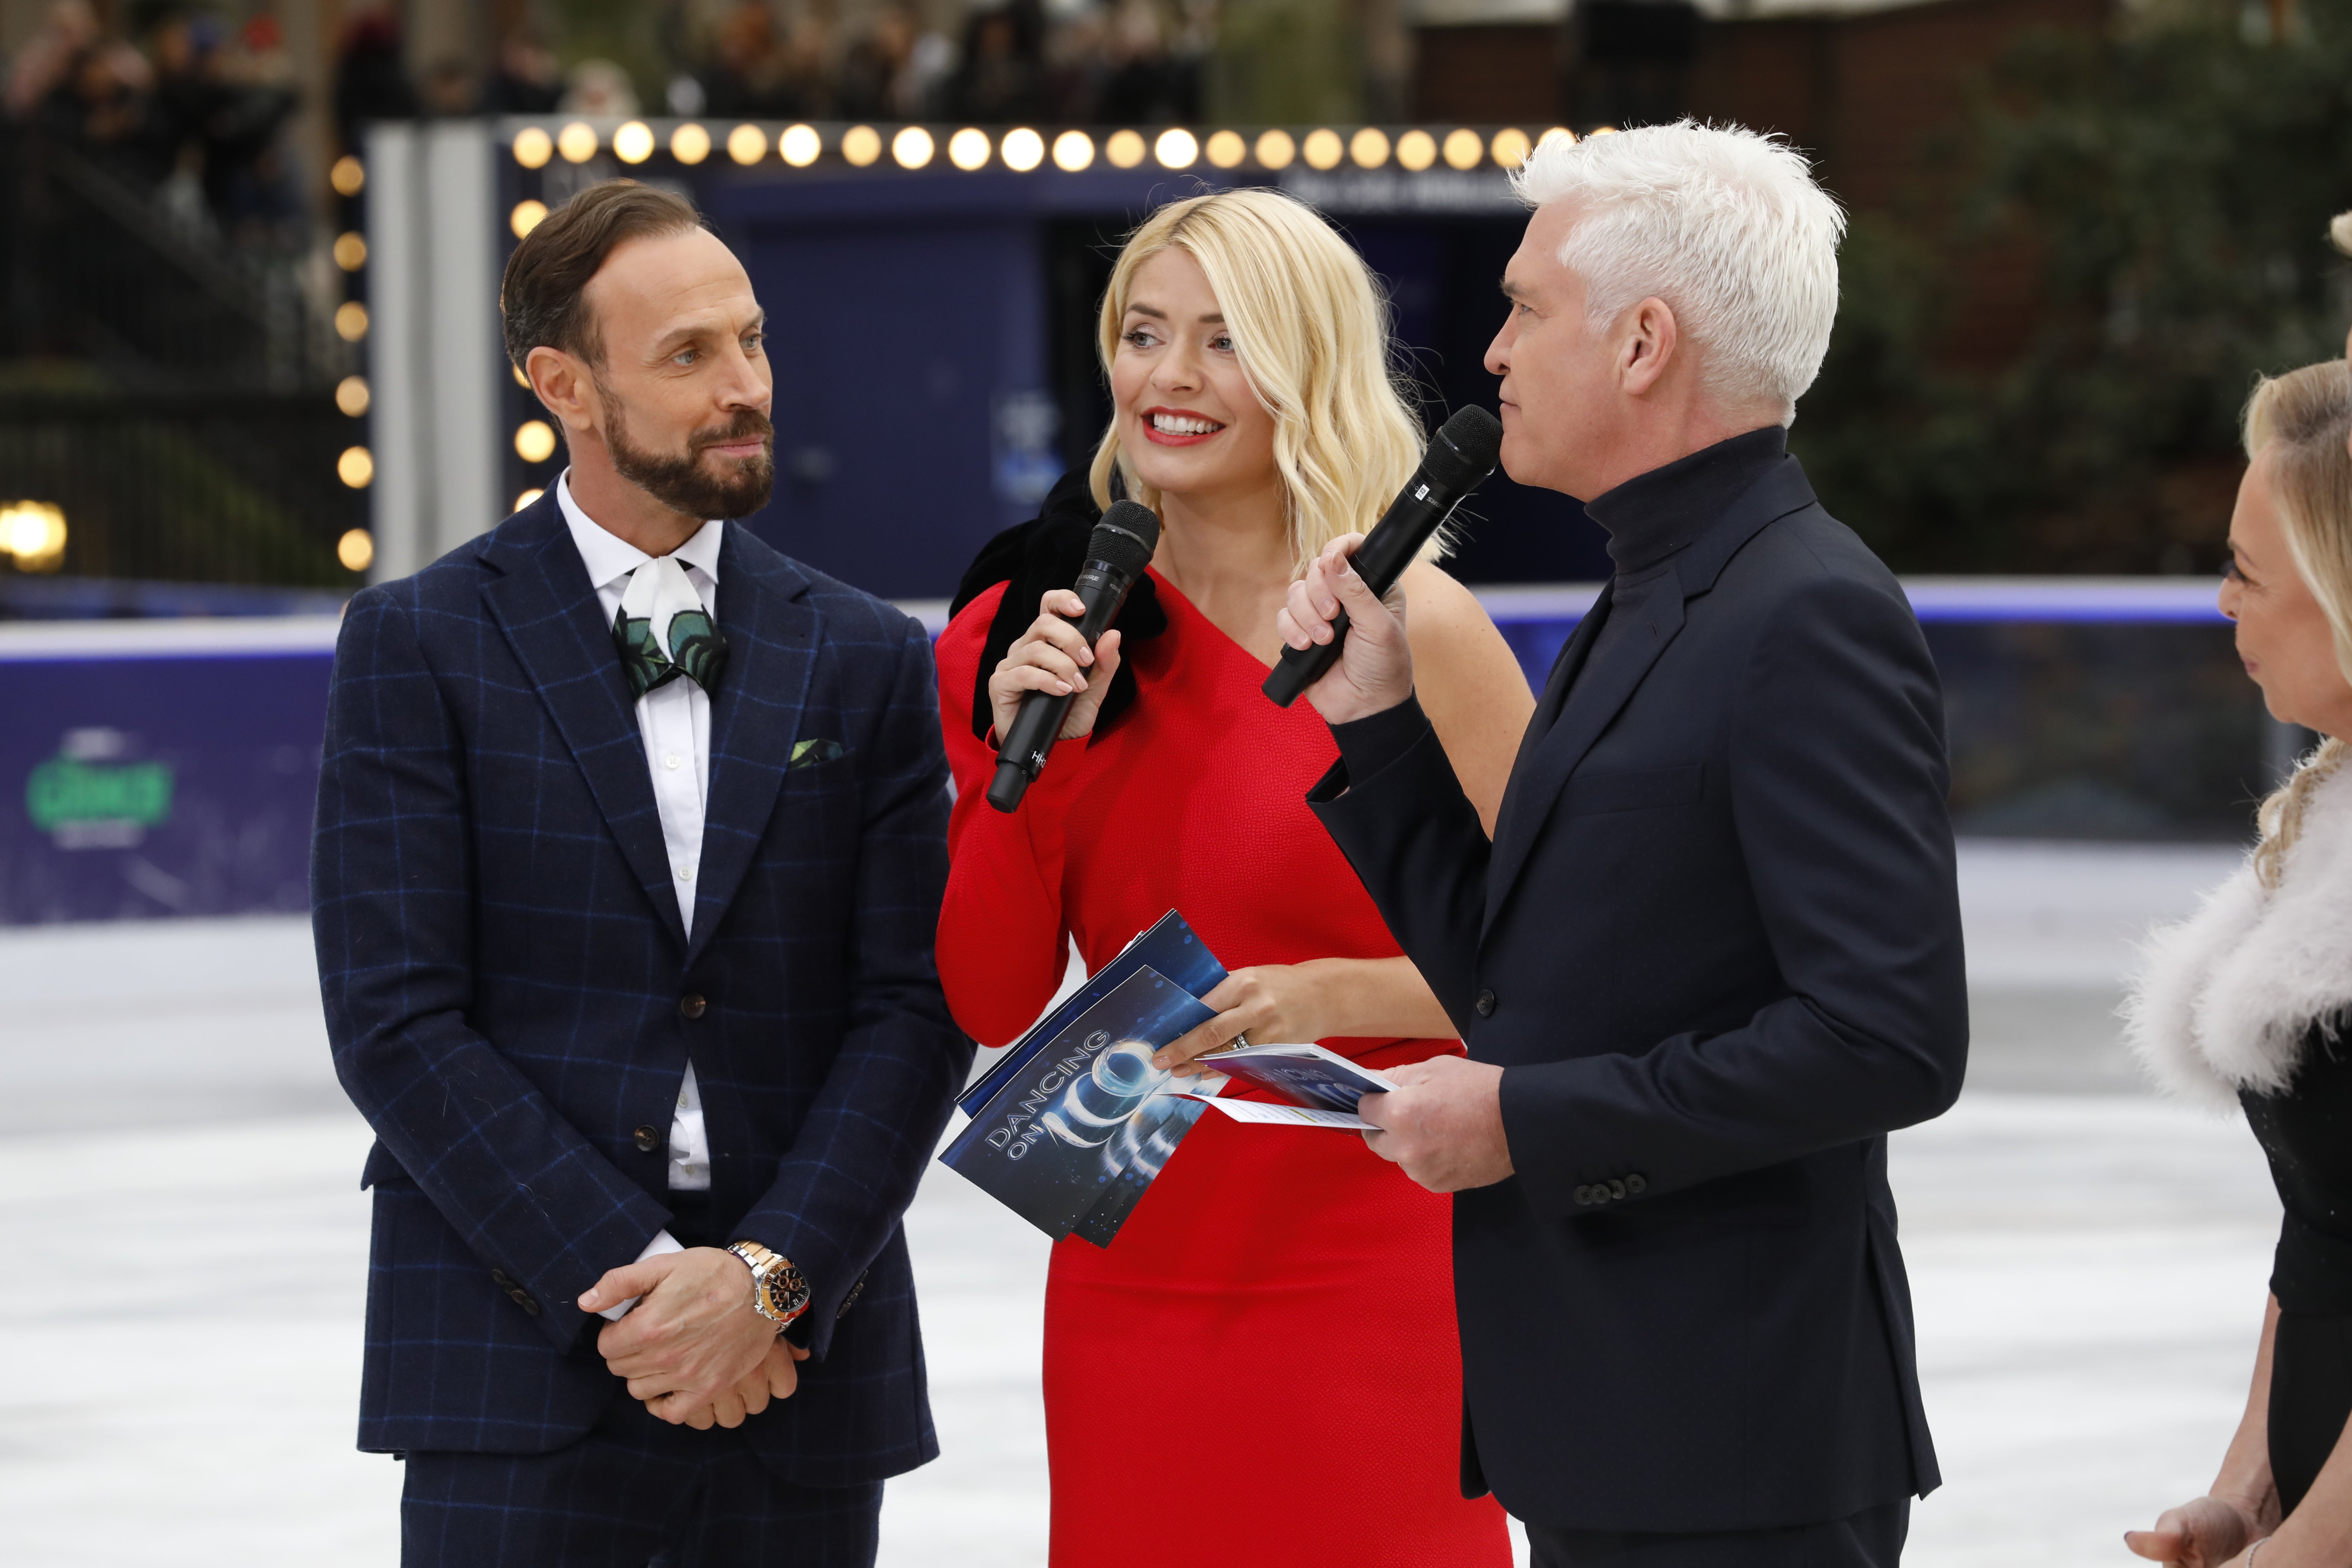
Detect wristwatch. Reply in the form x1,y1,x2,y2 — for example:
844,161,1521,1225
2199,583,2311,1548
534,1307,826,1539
725,1240,811,1330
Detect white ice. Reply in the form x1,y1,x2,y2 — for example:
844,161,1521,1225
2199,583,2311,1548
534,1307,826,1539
0,839,2277,1567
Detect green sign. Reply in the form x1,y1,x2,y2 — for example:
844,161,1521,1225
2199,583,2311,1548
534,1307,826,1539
26,755,175,834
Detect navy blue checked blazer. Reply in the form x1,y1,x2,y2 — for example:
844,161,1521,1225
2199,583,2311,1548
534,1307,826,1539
312,491,970,1485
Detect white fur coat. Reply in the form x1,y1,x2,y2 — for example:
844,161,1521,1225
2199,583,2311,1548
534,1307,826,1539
2122,766,2352,1111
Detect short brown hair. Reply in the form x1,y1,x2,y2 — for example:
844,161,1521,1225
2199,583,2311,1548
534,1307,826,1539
499,180,703,372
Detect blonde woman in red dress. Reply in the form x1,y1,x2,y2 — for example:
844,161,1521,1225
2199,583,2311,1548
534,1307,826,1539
934,189,1534,1565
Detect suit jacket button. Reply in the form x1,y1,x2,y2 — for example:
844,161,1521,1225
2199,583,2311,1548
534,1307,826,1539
633,1125,660,1153
1626,1174,1647,1195
679,993,707,1020
1574,1184,1592,1205
1608,1178,1628,1199
490,1269,512,1288
1475,990,1496,1017
508,1288,540,1316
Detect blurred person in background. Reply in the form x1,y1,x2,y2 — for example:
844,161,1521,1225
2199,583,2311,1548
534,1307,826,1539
313,180,967,1565
2123,352,2352,1568
834,3,918,123
934,187,1532,1567
332,1,416,156
561,57,642,117
941,0,1049,123
481,28,564,115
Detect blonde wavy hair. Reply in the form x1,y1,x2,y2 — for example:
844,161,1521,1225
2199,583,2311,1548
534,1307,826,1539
2241,358,2352,887
1087,189,1442,577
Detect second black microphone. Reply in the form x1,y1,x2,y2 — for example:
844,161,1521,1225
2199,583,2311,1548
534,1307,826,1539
986,500,1162,813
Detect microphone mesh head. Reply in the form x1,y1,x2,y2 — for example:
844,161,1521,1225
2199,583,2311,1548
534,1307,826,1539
1089,500,1161,580
1425,405,1504,489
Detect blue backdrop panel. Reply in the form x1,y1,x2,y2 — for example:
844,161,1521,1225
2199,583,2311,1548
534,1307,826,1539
1,625,335,925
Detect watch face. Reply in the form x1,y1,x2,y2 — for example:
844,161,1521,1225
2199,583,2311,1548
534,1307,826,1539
767,1265,811,1319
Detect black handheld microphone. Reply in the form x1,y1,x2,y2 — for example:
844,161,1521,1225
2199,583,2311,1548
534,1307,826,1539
986,500,1162,813
1261,405,1504,709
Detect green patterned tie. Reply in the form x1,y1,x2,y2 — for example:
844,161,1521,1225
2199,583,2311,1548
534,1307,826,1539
612,555,727,700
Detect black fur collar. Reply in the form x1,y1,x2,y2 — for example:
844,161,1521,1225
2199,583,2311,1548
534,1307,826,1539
947,468,1167,742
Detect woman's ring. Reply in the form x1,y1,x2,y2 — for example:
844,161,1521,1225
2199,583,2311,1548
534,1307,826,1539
1229,1032,1251,1051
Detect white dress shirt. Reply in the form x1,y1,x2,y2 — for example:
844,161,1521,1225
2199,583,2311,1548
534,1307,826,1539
558,472,722,1312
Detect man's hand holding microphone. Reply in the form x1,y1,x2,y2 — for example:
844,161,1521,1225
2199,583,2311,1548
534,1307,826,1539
1279,533,1515,1195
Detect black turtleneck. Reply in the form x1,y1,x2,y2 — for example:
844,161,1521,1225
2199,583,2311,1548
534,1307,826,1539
1550,425,1789,719
1326,425,1791,783
1586,425,1789,575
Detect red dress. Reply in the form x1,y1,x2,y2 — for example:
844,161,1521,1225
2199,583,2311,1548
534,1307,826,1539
936,569,1511,1567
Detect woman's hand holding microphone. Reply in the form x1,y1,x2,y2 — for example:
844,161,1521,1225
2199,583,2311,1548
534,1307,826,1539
989,590,1125,744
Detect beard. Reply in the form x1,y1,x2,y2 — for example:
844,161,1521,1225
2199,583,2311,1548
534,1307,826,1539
599,386,775,521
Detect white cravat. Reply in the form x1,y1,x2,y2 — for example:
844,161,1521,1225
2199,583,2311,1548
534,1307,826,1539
558,472,721,1314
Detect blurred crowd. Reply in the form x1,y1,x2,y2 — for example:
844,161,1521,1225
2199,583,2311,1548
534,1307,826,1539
326,0,1214,133
3,0,303,246
0,0,1216,251
672,0,1214,127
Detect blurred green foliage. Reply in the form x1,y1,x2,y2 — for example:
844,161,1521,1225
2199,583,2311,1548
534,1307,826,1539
1793,0,2352,574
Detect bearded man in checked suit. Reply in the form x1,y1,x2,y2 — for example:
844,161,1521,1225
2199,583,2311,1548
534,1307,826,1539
311,180,970,1566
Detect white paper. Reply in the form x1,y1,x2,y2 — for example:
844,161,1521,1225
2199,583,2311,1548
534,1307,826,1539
1167,1091,1376,1132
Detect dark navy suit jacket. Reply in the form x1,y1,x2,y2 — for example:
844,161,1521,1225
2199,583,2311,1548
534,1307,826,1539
311,492,970,1485
1309,455,1967,1533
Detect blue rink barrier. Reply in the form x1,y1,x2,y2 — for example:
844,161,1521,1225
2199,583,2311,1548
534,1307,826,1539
0,578,2234,926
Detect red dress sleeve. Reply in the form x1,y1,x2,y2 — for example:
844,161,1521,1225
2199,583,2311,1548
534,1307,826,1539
935,584,1096,1048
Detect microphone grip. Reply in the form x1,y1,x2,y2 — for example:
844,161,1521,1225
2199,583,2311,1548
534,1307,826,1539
1261,604,1353,709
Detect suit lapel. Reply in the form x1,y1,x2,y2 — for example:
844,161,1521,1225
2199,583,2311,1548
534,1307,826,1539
1478,456,1822,938
481,498,687,951
1483,584,1686,936
685,527,817,969
1488,583,1613,854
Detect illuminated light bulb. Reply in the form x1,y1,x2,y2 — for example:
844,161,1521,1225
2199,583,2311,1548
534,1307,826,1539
1105,128,1146,168
330,155,364,196
338,447,374,488
0,500,68,571
334,301,369,342
1441,128,1482,170
1001,127,1045,172
1350,127,1390,168
612,121,654,163
1541,126,1575,148
1302,128,1343,170
1489,127,1532,168
892,126,934,168
337,528,374,573
1396,128,1436,172
1591,125,1619,136
512,363,530,388
514,420,558,464
948,127,990,170
779,123,821,166
842,125,882,166
510,200,548,238
1051,130,1094,171
512,126,552,169
1205,130,1246,169
332,231,367,271
514,488,545,513
556,121,597,163
1154,127,1198,169
727,124,767,165
671,123,711,164
1255,128,1296,170
335,375,369,417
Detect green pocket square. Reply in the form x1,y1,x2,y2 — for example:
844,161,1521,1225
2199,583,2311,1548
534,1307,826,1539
790,738,847,768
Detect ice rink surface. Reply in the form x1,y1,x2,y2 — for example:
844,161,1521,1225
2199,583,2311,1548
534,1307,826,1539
0,839,2277,1566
